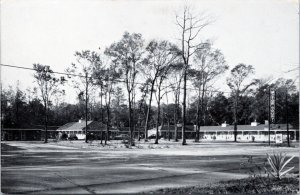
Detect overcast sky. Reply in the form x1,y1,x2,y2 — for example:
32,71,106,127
1,0,299,103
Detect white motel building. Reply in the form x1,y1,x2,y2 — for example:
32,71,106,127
149,121,298,142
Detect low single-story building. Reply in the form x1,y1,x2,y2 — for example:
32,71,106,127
56,119,119,140
1,128,42,141
116,126,145,138
1,126,58,141
151,121,298,142
148,124,195,139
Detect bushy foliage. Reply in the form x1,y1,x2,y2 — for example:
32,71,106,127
152,177,299,194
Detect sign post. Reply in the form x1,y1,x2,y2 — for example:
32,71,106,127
269,88,275,146
270,90,276,123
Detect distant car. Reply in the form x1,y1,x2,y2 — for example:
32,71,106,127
114,134,129,140
68,134,78,140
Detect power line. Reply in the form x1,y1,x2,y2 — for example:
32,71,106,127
1,63,87,78
1,63,232,94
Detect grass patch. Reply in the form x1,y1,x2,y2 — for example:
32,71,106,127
148,176,299,194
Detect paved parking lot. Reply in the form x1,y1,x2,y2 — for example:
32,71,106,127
1,141,299,194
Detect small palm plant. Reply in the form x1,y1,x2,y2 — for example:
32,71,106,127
264,152,295,180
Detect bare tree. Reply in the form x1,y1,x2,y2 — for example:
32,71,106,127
66,50,99,143
33,64,65,143
91,54,106,144
137,82,150,141
53,89,66,123
154,65,173,144
164,90,171,141
111,87,126,129
191,41,228,142
227,64,255,142
175,6,213,145
168,62,184,141
103,63,121,145
105,32,144,146
140,40,180,142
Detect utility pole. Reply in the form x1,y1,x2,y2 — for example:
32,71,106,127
85,72,88,143
286,88,290,147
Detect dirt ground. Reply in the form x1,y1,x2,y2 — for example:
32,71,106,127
1,140,299,194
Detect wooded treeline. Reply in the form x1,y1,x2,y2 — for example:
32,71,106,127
1,7,298,144
2,73,298,133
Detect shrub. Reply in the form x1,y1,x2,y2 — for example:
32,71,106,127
240,155,269,191
57,133,68,140
240,156,266,178
122,135,135,147
68,134,78,140
86,133,96,141
265,152,295,179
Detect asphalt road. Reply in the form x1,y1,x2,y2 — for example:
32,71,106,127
1,141,299,194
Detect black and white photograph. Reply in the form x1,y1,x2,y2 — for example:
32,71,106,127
1,0,299,194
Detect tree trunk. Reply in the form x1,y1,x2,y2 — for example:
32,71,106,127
138,101,143,141
85,73,88,143
174,94,179,142
168,119,170,141
105,107,110,145
15,92,19,127
132,90,136,141
155,84,161,144
198,85,206,142
44,81,49,143
174,102,177,141
195,95,200,142
286,89,290,147
234,94,238,142
144,81,155,141
44,100,48,143
182,70,187,145
100,88,103,145
138,123,140,141
128,91,133,146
